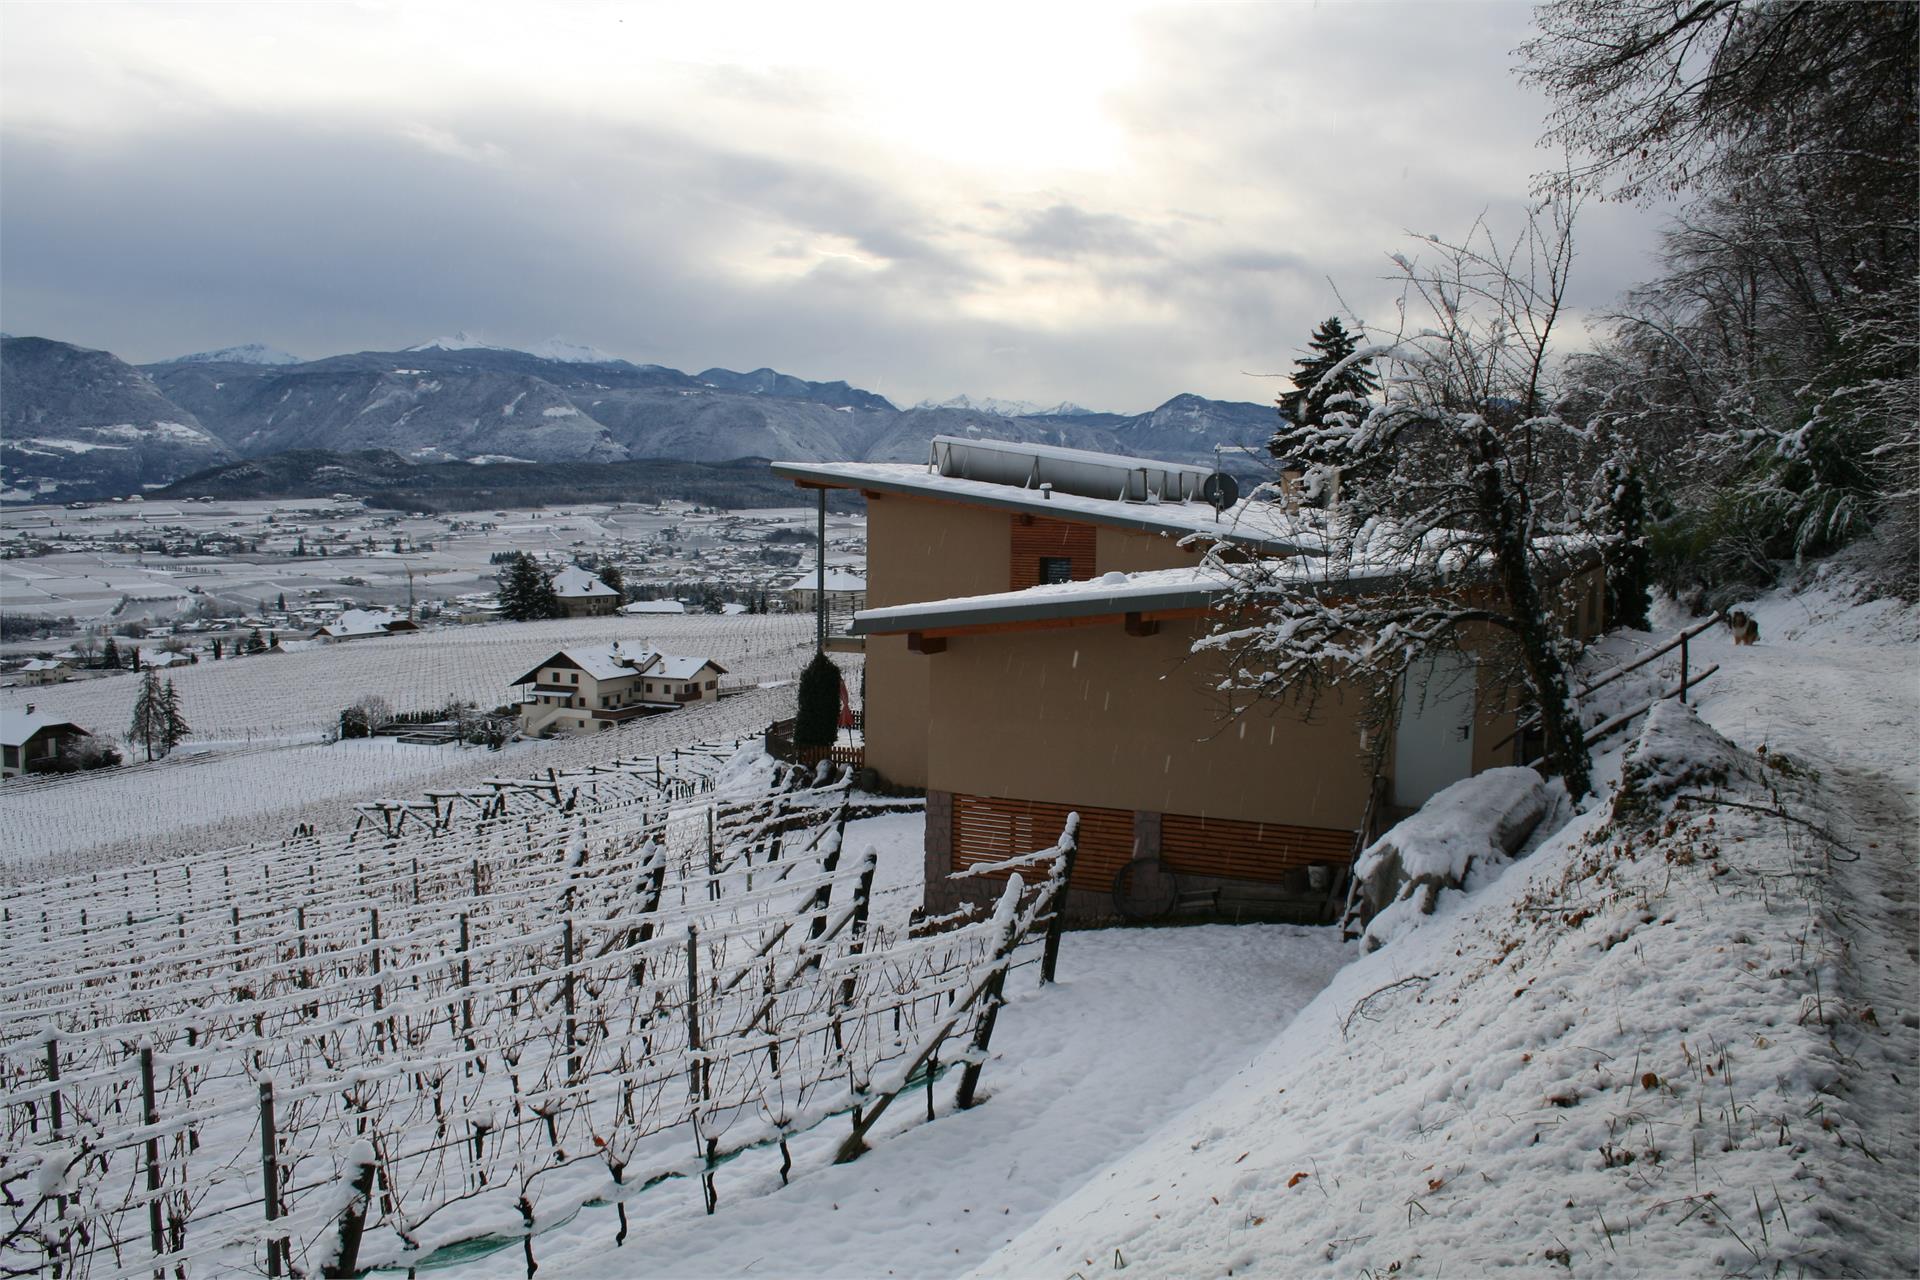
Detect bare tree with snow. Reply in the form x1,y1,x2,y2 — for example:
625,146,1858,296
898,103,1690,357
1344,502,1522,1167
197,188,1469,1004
1198,204,1599,797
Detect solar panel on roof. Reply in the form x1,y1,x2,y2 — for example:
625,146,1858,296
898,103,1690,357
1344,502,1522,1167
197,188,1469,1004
927,435,1213,505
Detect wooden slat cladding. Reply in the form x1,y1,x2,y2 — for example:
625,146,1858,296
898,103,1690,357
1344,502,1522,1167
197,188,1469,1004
1159,813,1354,884
951,793,1134,890
1009,516,1097,591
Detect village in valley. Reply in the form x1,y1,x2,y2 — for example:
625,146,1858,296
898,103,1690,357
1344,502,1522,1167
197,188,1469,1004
1,2,1914,1278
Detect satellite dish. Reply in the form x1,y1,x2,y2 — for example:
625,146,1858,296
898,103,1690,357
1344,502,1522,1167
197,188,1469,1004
1201,471,1240,511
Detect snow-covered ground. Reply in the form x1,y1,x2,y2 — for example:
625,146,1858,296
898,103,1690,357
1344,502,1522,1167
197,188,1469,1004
4,571,1909,1278
972,576,1918,1277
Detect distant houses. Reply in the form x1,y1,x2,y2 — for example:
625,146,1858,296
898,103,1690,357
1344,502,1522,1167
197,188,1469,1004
619,599,688,616
512,643,727,735
312,609,420,642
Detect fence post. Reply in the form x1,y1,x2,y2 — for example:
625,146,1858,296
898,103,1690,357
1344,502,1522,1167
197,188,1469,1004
459,913,474,1051
1679,631,1690,704
259,1080,283,1277
43,1034,62,1136
1040,817,1081,985
562,918,580,1082
321,1145,378,1279
957,885,1024,1110
141,1043,163,1266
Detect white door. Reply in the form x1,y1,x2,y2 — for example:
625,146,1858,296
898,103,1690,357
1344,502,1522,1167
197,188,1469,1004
1391,650,1477,809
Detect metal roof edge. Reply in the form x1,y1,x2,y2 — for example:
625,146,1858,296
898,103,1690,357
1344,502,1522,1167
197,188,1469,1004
851,583,1224,636
769,460,1309,555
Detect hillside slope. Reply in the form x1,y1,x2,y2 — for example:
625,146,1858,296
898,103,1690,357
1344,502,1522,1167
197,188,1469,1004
974,579,1918,1277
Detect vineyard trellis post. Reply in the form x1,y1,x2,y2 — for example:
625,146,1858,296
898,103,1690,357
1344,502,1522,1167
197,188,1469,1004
1039,815,1080,984
259,1079,284,1277
140,1042,163,1266
320,1143,377,1279
833,876,1026,1164
956,881,1022,1110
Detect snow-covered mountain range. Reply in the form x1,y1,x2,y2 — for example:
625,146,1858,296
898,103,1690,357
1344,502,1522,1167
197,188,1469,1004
0,334,1278,501
155,343,303,366
912,394,1099,418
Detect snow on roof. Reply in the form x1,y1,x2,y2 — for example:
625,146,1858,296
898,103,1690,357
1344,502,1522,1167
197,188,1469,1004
269,639,325,654
513,644,659,685
787,570,867,592
653,655,726,680
619,600,687,615
852,567,1224,635
0,709,88,748
19,659,68,672
319,609,406,637
771,459,1313,556
551,565,616,598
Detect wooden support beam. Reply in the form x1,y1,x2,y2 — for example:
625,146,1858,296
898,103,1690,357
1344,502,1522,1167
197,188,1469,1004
1124,612,1158,637
906,632,947,654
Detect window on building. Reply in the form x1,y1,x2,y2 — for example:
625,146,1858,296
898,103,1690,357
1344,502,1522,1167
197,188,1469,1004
1038,556,1073,584
569,672,578,684
2,745,16,768
705,680,717,690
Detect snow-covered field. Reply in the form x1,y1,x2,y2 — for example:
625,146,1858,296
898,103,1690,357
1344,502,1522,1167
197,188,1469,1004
0,613,823,871
0,611,816,742
3,572,1910,1279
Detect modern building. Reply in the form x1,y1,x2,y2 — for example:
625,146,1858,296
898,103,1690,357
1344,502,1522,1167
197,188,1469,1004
774,435,1603,925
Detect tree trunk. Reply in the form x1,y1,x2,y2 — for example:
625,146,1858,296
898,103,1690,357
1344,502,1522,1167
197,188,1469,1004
1474,429,1591,798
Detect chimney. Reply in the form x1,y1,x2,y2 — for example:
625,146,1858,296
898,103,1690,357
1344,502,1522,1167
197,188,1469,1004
24,704,34,715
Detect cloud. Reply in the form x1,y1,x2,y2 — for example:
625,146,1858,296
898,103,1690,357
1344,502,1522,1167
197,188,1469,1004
0,2,1667,413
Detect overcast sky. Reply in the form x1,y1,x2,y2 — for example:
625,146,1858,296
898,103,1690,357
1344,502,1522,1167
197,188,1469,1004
0,1,1665,412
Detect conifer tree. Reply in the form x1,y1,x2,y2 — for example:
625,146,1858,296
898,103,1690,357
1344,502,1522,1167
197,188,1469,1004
1278,316,1379,443
498,553,561,621
101,636,120,670
598,563,624,597
246,627,267,655
128,669,164,762
794,652,842,747
160,680,190,754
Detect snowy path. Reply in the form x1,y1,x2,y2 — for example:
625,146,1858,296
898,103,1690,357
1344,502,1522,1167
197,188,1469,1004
449,917,1346,1279
1687,596,1920,1266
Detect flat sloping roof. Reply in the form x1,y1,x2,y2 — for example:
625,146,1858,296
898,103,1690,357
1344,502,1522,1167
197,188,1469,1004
852,567,1224,635
771,460,1316,557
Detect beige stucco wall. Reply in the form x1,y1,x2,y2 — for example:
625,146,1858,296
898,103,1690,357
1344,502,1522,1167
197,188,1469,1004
862,495,1011,787
923,619,1373,829
860,497,1212,789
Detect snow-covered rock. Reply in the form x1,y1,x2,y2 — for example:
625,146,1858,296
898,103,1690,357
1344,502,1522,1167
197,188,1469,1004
1353,765,1553,951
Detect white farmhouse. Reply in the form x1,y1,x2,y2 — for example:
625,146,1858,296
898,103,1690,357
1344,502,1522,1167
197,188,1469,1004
512,643,727,735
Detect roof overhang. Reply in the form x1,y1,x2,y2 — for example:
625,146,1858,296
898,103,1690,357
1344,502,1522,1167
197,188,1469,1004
852,578,1224,638
770,460,1311,558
